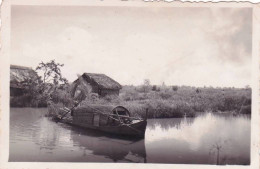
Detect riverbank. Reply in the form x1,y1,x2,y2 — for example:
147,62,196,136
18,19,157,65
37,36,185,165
10,85,251,119
81,86,251,118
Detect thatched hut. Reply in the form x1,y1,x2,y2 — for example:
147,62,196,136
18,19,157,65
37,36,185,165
72,73,122,97
10,65,37,96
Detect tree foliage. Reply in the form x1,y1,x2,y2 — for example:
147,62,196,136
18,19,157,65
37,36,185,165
19,60,70,107
36,60,68,85
141,79,151,93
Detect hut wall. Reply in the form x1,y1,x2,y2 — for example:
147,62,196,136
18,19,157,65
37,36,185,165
82,75,98,93
10,87,25,96
91,85,99,94
100,89,119,96
72,81,93,98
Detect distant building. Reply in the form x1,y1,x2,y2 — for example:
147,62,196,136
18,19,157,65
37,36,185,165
72,73,122,97
10,65,37,96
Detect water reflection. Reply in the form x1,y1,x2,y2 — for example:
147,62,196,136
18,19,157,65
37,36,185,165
71,129,146,162
145,113,250,164
9,108,146,162
209,139,230,165
9,108,250,164
148,117,195,130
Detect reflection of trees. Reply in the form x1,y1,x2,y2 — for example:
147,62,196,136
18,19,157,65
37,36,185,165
10,108,61,151
33,117,62,151
148,117,195,131
212,112,251,121
210,142,222,165
209,139,230,165
71,128,147,163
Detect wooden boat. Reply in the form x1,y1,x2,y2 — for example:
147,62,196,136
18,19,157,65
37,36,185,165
49,104,147,138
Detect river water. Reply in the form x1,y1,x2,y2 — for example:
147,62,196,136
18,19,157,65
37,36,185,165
9,108,250,164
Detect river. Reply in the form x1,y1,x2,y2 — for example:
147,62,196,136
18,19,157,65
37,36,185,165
9,108,250,164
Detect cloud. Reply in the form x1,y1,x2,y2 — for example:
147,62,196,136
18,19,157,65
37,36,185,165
18,26,93,80
205,8,252,65
11,7,252,87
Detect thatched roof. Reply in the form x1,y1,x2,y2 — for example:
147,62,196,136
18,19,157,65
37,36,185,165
10,65,37,88
74,104,129,115
74,104,115,114
81,73,122,90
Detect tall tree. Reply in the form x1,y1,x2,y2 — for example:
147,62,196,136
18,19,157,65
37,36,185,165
35,60,69,103
142,79,151,93
36,60,68,85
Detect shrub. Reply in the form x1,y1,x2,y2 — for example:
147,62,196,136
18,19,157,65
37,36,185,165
196,88,201,93
172,85,178,91
152,85,157,91
159,91,172,100
104,94,119,102
239,105,251,114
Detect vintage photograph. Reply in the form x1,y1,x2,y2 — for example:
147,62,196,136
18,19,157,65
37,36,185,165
9,5,252,165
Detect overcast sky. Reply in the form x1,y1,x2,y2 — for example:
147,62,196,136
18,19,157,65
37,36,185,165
11,6,252,87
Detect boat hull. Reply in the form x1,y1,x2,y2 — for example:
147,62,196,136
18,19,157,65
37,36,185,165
53,117,147,138
76,120,147,138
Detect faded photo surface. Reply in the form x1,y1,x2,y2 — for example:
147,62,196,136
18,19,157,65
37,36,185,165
9,5,252,165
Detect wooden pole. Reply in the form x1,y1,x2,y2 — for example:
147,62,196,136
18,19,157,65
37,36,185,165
145,108,148,121
59,101,81,120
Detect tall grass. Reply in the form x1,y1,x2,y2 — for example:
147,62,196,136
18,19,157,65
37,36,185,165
11,82,251,118
83,85,251,118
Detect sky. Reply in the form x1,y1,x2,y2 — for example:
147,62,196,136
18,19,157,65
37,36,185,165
11,6,252,87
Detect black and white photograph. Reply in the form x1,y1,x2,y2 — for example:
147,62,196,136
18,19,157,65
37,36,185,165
1,1,258,167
